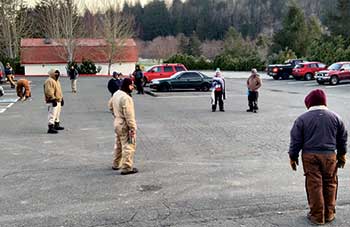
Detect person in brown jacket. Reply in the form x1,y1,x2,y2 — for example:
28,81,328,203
44,69,65,134
16,79,31,101
289,89,347,225
246,68,262,113
108,78,138,175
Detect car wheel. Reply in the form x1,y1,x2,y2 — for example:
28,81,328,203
160,84,170,92
317,81,324,85
201,83,210,91
304,73,312,81
330,76,339,85
282,73,289,80
272,75,279,80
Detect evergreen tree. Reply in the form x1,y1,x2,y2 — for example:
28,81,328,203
187,31,202,57
270,2,308,57
326,0,350,37
140,0,171,40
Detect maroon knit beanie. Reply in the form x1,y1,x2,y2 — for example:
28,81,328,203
121,78,133,94
304,89,327,109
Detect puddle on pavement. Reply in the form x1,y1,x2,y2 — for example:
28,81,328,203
138,184,162,192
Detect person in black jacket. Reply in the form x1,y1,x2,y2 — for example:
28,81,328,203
289,89,347,225
108,72,122,96
132,65,144,94
68,65,79,93
4,63,15,88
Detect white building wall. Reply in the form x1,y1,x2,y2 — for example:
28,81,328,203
23,62,136,76
95,63,136,76
24,64,69,76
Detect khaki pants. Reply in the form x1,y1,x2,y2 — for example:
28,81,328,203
113,129,136,171
302,153,338,223
47,102,62,125
71,79,77,92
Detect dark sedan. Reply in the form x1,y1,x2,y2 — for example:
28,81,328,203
149,71,212,92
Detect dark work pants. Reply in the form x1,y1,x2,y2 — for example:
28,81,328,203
212,90,224,111
248,91,259,110
135,79,144,94
302,153,338,224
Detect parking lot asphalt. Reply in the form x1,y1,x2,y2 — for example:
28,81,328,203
1,75,350,226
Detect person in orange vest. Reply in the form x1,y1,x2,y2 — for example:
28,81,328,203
16,79,31,101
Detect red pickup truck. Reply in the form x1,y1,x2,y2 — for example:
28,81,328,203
315,62,350,85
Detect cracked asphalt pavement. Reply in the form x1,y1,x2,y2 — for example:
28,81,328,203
1,74,350,226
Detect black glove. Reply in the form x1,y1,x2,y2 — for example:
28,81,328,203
290,159,299,171
61,98,64,107
337,154,346,168
52,100,57,107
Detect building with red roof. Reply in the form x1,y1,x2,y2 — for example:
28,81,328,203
20,38,138,76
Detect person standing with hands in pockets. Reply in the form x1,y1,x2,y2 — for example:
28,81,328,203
68,65,79,93
108,78,138,175
246,68,262,113
289,89,347,225
44,69,65,134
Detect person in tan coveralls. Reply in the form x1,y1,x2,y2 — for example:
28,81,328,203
44,69,65,134
16,79,31,101
108,78,138,175
289,89,347,225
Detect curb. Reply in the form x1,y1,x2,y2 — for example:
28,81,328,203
144,89,158,97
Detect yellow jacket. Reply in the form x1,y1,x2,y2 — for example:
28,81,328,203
108,90,137,133
44,72,63,102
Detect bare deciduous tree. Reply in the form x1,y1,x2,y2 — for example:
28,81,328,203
38,0,83,63
0,0,32,59
97,2,134,76
144,36,179,62
200,40,224,60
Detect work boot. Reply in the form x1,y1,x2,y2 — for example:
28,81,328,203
121,168,138,175
47,124,58,134
54,122,64,130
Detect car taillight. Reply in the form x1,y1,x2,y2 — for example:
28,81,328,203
272,68,278,73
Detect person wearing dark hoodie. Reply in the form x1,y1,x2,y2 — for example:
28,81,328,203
44,69,65,134
107,71,122,96
68,65,79,93
108,78,138,175
289,89,347,225
132,65,144,94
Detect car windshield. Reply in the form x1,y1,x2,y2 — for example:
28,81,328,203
328,63,342,70
170,72,182,79
295,64,304,68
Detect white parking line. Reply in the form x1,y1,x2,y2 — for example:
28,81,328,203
0,98,19,114
287,81,315,85
324,84,350,88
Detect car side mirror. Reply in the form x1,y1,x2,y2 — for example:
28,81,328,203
340,68,345,71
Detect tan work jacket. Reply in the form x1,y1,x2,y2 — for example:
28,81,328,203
44,74,63,102
108,90,137,133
